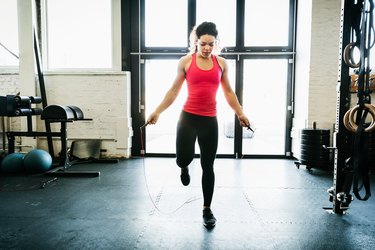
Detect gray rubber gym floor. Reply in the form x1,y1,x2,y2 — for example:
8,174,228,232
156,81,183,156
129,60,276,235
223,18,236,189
0,158,374,250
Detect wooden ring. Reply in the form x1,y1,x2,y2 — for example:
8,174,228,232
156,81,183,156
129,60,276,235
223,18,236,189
343,42,360,68
343,109,356,132
348,103,375,132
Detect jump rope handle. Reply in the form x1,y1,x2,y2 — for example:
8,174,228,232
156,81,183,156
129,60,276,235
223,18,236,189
247,125,254,132
140,122,149,129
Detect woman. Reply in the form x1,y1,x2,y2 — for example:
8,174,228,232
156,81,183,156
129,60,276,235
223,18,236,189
147,22,250,228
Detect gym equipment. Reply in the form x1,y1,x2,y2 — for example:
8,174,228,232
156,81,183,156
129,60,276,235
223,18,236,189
34,30,103,177
70,139,101,160
343,103,375,132
0,95,100,177
41,105,84,121
34,29,54,156
3,30,102,177
1,21,109,178
68,139,118,165
0,95,42,117
0,153,25,173
329,0,374,214
366,132,375,172
295,125,331,171
23,149,52,173
344,42,360,68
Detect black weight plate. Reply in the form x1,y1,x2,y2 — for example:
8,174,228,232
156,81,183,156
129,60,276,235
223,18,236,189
301,129,330,136
300,148,329,156
300,143,329,150
300,137,330,145
301,134,330,140
300,152,330,161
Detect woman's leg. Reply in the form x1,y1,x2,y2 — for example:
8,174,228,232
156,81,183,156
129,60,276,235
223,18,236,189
197,117,218,207
176,111,196,169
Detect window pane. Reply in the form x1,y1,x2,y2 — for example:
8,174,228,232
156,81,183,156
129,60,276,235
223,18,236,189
46,0,112,69
245,0,290,46
242,59,288,155
145,0,188,47
196,0,236,48
0,0,19,66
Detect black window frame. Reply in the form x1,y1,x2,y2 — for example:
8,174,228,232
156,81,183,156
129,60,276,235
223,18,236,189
127,0,297,158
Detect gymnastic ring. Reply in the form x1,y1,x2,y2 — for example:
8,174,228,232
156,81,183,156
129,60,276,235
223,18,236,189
343,42,360,68
348,104,375,132
348,103,375,132
343,109,356,132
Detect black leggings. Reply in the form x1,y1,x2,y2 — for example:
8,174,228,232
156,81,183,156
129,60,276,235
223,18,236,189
176,110,218,207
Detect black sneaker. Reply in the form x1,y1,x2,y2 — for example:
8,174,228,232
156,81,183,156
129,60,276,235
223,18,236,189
180,167,190,186
203,208,216,228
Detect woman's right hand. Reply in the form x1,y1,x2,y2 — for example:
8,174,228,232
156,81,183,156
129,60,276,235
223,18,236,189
146,112,160,125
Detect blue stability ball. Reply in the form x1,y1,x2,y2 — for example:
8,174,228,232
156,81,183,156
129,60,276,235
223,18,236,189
24,149,52,173
0,153,25,173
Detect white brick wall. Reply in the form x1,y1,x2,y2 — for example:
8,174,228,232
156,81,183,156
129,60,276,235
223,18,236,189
308,0,341,130
0,72,23,132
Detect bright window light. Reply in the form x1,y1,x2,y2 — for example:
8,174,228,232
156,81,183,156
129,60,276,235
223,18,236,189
46,0,112,69
145,0,188,47
196,0,237,48
245,0,290,46
242,59,288,155
0,0,19,66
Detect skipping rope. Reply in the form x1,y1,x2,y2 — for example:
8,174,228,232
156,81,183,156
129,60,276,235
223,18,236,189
139,123,200,214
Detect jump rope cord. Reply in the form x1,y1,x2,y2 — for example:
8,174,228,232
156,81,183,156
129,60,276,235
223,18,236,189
140,123,254,213
139,124,200,215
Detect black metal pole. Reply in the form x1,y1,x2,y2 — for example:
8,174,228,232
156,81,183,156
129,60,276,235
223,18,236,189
33,29,55,158
332,0,354,214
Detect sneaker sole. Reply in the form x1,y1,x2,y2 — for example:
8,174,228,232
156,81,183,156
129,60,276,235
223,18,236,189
203,222,216,228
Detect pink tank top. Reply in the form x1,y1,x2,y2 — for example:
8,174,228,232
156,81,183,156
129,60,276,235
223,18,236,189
183,53,222,117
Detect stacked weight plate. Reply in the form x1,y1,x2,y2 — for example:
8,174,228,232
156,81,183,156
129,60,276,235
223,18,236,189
299,129,331,170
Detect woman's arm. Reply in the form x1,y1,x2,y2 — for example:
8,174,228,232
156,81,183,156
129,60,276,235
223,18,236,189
146,56,189,124
218,57,250,127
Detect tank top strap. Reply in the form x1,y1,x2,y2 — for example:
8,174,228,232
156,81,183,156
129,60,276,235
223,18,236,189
211,54,222,72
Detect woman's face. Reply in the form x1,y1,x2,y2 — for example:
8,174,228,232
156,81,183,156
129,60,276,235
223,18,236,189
197,34,216,58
